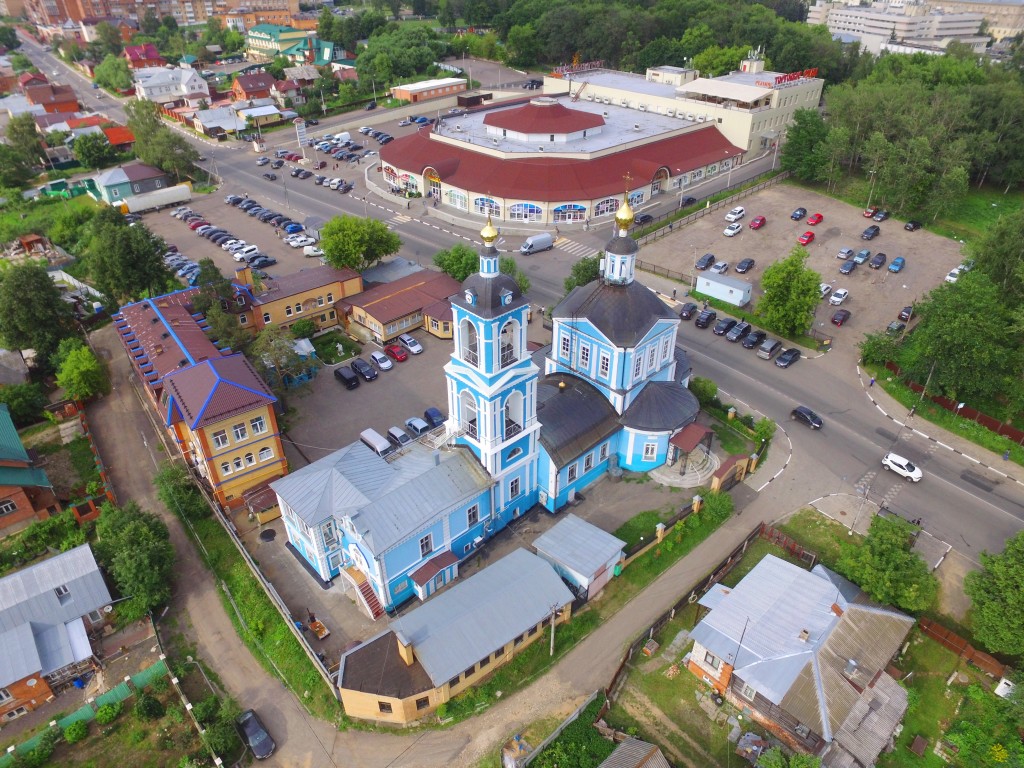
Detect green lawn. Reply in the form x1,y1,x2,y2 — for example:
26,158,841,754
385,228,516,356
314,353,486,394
776,507,860,569
711,422,750,456
309,330,361,364
878,630,965,768
612,507,671,550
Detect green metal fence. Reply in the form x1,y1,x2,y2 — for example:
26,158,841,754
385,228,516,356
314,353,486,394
95,680,132,708
57,703,97,730
131,658,168,690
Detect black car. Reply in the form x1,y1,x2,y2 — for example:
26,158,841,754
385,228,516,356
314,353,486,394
735,258,756,274
258,210,277,221
124,213,142,223
364,100,377,110
211,233,233,245
776,348,801,368
869,252,887,269
713,318,737,336
725,321,751,342
634,213,654,226
305,118,319,126
839,260,856,275
314,175,326,185
694,309,717,329
898,305,914,322
238,200,259,211
379,135,394,145
268,214,287,225
680,196,698,207
904,220,922,232
886,320,906,335
290,167,302,177
262,172,277,181
270,159,284,169
236,710,275,760
249,256,277,268
861,225,880,240
351,357,378,381
872,210,890,222
791,207,807,220
298,170,313,179
741,330,767,349
695,253,716,271
791,406,823,429
225,195,243,205
678,302,699,320
338,183,354,193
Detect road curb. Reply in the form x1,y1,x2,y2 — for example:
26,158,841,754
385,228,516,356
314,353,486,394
856,365,1024,489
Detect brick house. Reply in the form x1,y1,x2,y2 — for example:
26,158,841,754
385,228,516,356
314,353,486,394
123,43,165,69
24,83,79,114
232,72,277,101
0,404,61,538
0,545,111,721
687,555,915,766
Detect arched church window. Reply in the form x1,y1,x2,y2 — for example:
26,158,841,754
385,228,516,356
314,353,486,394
460,391,478,439
504,391,524,439
460,319,479,366
499,320,520,369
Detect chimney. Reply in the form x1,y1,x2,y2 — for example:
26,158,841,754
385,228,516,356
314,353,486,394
798,629,810,642
831,602,844,616
395,629,414,666
845,658,859,677
433,450,440,466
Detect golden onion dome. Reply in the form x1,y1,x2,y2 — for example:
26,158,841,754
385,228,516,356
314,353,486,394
614,196,634,229
480,216,499,245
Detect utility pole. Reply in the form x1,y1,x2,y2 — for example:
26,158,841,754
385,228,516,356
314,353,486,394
549,603,559,656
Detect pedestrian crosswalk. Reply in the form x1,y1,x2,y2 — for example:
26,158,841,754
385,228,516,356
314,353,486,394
555,237,597,258
391,214,414,225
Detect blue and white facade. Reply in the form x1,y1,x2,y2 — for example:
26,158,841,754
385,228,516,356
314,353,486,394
274,203,698,616
444,221,541,524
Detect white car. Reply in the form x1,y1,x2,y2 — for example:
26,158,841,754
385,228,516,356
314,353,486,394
369,351,393,370
829,288,849,306
723,223,743,237
227,241,249,253
255,157,269,166
724,206,746,223
710,261,729,274
819,283,832,299
288,236,315,248
398,333,423,354
945,264,967,283
882,452,922,482
222,239,243,250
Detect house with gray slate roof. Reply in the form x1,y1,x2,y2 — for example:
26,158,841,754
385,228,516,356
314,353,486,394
0,545,111,720
687,555,914,767
91,162,168,206
337,548,573,723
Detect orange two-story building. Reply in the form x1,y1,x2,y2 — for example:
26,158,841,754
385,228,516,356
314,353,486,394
112,288,287,510
230,264,362,335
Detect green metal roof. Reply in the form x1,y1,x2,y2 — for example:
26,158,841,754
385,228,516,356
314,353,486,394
0,404,29,464
0,465,52,489
248,24,301,41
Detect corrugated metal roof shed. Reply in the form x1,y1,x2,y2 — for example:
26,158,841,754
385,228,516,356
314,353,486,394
597,737,672,768
391,549,573,686
532,513,624,579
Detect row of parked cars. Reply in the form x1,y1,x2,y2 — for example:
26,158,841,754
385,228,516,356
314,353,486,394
332,334,424,389
222,193,307,266
680,303,802,368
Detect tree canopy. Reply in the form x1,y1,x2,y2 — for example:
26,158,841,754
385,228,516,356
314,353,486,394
87,210,170,306
433,243,479,282
94,500,175,624
72,132,118,169
964,531,1024,655
564,254,602,294
56,343,110,401
0,383,47,427
837,515,937,613
0,263,75,364
754,247,820,338
93,54,133,91
125,99,200,181
5,113,44,171
320,214,402,271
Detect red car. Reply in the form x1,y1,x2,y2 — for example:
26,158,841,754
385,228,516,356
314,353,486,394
188,220,209,230
384,343,408,362
286,153,301,162
863,206,879,218
749,215,766,230
313,161,326,169
798,231,815,245
807,213,823,225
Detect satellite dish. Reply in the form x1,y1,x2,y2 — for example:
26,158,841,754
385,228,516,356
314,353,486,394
103,605,113,613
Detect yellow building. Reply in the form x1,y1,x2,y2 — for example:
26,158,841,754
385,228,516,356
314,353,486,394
232,264,363,334
343,269,460,345
338,549,573,724
113,289,287,511
244,23,308,62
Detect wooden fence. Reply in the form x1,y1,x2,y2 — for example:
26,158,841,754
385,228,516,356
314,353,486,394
918,617,1006,678
884,361,1024,445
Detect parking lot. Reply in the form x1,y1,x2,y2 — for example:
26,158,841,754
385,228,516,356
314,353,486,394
640,184,966,340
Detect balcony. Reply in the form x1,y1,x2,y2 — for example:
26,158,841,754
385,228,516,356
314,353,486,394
462,348,479,366
499,344,516,369
504,419,523,439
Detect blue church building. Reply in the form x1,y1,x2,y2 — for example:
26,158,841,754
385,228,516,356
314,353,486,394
272,198,698,617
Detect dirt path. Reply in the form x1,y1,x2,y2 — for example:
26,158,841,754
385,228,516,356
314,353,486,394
620,687,717,768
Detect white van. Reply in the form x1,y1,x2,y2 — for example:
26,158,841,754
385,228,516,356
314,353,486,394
520,232,554,255
237,245,260,260
303,245,324,257
360,428,394,458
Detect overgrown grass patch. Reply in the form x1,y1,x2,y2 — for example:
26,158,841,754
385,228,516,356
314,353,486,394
310,330,361,364
67,435,101,486
711,422,750,456
613,508,670,550
776,507,859,568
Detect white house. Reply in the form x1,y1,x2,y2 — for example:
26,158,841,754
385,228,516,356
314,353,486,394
134,67,210,106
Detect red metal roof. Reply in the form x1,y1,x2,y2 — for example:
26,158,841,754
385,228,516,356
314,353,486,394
102,126,135,145
482,100,604,134
163,355,276,429
124,43,161,62
380,124,742,202
349,271,460,325
669,423,713,453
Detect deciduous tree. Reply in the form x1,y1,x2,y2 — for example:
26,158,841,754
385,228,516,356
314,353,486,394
94,501,174,624
780,109,828,182
320,214,401,271
837,515,937,612
93,54,133,92
0,263,75,364
5,113,44,168
72,132,117,169
251,324,302,395
433,243,479,281
0,383,47,427
0,144,34,187
964,531,1024,655
87,217,168,305
754,247,820,338
56,344,109,400
563,254,601,294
